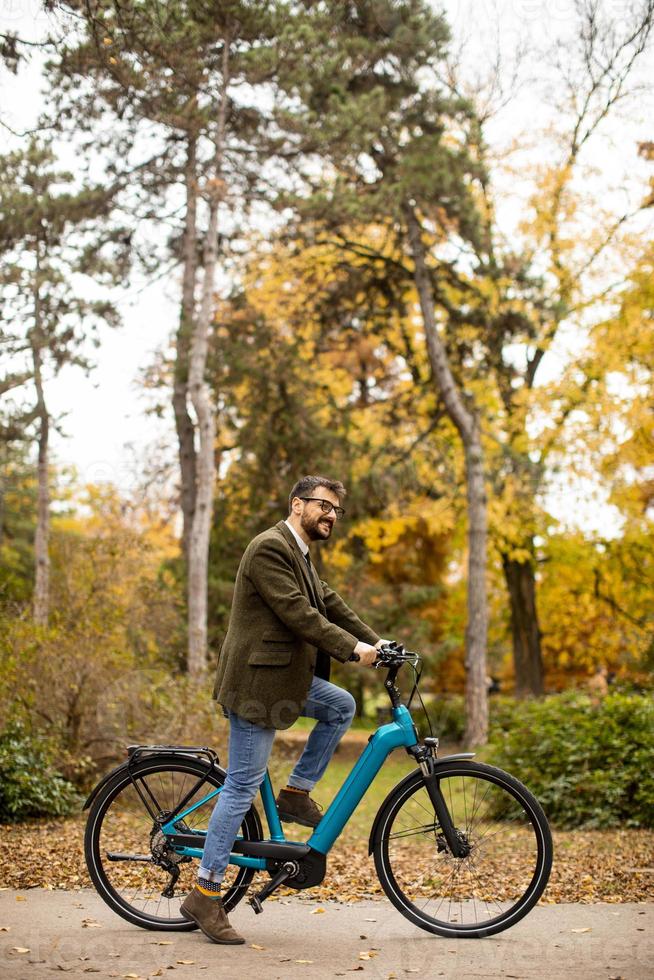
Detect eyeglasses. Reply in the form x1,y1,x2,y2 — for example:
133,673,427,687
299,497,346,520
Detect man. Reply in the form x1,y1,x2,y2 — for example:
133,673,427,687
180,475,385,944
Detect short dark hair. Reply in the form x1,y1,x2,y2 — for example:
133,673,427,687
288,475,347,514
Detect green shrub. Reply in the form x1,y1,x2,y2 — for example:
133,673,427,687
485,690,654,829
0,719,81,821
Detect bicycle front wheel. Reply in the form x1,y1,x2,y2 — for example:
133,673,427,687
85,755,262,930
373,761,552,938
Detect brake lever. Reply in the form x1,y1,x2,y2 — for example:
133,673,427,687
376,642,420,668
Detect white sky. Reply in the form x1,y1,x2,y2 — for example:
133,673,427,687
2,0,653,531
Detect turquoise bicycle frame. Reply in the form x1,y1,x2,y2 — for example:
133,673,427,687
161,705,419,870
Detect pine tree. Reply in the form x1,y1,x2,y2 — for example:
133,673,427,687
272,0,489,743
48,0,294,674
0,139,126,624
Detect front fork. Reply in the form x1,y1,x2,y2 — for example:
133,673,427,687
408,741,471,859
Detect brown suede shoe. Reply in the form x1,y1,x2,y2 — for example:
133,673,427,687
275,787,323,828
180,886,245,944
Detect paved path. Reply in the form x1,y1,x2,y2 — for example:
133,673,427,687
1,890,652,980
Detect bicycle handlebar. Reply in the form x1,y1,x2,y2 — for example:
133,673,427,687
347,641,420,668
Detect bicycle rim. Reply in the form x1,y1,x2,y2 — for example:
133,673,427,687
85,758,259,929
374,762,552,938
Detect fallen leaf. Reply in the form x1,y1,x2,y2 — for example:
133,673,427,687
310,907,326,914
571,927,592,934
250,944,265,950
15,895,26,902
150,941,173,945
364,918,377,922
176,961,195,966
82,918,102,929
11,947,30,954
295,960,314,964
359,951,378,960
0,820,651,906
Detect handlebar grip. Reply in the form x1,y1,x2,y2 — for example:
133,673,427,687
348,652,360,662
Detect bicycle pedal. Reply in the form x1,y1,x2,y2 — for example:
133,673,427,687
249,895,264,914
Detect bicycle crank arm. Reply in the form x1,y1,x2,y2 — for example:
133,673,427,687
420,761,470,858
248,860,299,914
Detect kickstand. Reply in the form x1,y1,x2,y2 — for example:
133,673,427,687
248,861,297,914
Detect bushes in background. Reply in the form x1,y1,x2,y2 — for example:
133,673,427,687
0,719,81,821
485,689,654,829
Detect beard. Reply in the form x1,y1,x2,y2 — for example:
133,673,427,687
300,511,334,541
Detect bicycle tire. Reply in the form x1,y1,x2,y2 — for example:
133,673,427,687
372,760,552,938
84,754,262,930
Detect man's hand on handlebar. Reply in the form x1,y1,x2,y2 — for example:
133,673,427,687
352,641,378,667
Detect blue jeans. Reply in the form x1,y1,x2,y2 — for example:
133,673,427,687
199,675,356,883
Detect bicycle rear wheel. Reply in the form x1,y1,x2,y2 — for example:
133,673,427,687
85,754,262,930
372,760,552,938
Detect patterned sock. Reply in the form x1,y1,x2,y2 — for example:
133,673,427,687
197,877,222,899
285,785,309,794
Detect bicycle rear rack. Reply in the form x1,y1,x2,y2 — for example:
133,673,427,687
126,744,220,768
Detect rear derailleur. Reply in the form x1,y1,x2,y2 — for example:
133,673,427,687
150,817,192,898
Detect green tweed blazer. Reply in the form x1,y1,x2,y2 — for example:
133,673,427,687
212,520,380,729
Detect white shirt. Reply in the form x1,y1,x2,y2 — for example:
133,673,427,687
284,518,309,557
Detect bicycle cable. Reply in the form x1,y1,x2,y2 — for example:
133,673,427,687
407,658,434,740
379,643,435,741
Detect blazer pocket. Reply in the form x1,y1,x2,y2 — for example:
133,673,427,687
262,629,294,641
248,648,293,667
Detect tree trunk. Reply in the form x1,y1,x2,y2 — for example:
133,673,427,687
174,133,199,567
502,553,544,697
186,47,229,677
186,230,217,676
464,428,489,744
31,247,49,627
404,203,489,746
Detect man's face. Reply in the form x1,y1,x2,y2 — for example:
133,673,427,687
295,486,341,541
